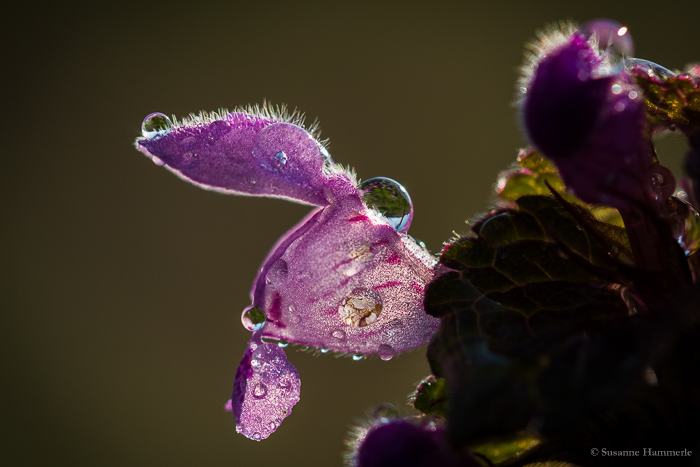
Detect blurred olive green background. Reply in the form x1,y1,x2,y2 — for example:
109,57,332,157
3,1,698,466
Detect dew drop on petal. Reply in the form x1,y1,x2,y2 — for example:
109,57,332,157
241,305,266,331
265,259,289,287
377,344,394,361
372,403,399,421
274,151,288,166
278,375,292,389
278,340,289,348
580,19,634,73
320,348,329,354
669,195,700,256
352,353,364,361
141,112,173,139
253,383,267,399
625,57,676,80
360,177,413,232
151,155,165,166
339,289,383,327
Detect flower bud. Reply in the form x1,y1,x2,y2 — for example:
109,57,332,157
520,23,652,208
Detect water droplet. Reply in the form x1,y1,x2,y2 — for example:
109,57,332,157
278,340,289,348
151,156,165,166
247,177,257,185
382,318,403,337
669,196,700,256
352,353,364,361
250,358,261,371
580,20,634,73
372,403,398,421
320,348,329,353
278,375,292,389
269,421,278,430
260,362,281,383
625,57,676,80
332,330,346,340
265,259,289,287
253,383,267,399
141,112,173,138
377,344,394,361
339,289,383,327
611,84,622,94
241,305,266,331
360,177,413,232
274,151,288,166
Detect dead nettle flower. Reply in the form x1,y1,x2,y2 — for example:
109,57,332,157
345,409,478,467
134,107,440,440
518,20,653,208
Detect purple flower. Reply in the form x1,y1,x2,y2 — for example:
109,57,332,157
135,107,440,439
348,417,478,467
519,21,652,208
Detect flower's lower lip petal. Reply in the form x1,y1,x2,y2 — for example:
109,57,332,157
231,331,301,441
252,197,440,356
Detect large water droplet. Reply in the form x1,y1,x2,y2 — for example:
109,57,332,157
360,177,413,232
581,20,634,74
141,112,173,139
352,354,364,361
253,383,267,399
625,57,676,80
377,344,394,361
241,305,266,331
339,289,383,327
669,195,700,256
320,348,329,354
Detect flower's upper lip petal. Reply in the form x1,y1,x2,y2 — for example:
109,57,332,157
135,112,349,206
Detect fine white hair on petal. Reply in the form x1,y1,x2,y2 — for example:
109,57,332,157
515,20,578,106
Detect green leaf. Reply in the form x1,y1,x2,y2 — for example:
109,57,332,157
631,69,700,129
495,148,625,228
424,195,643,447
411,376,447,418
468,433,539,465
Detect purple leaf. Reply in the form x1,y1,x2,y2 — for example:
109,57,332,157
231,331,300,441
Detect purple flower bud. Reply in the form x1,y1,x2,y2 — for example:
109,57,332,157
520,23,652,207
351,418,477,467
